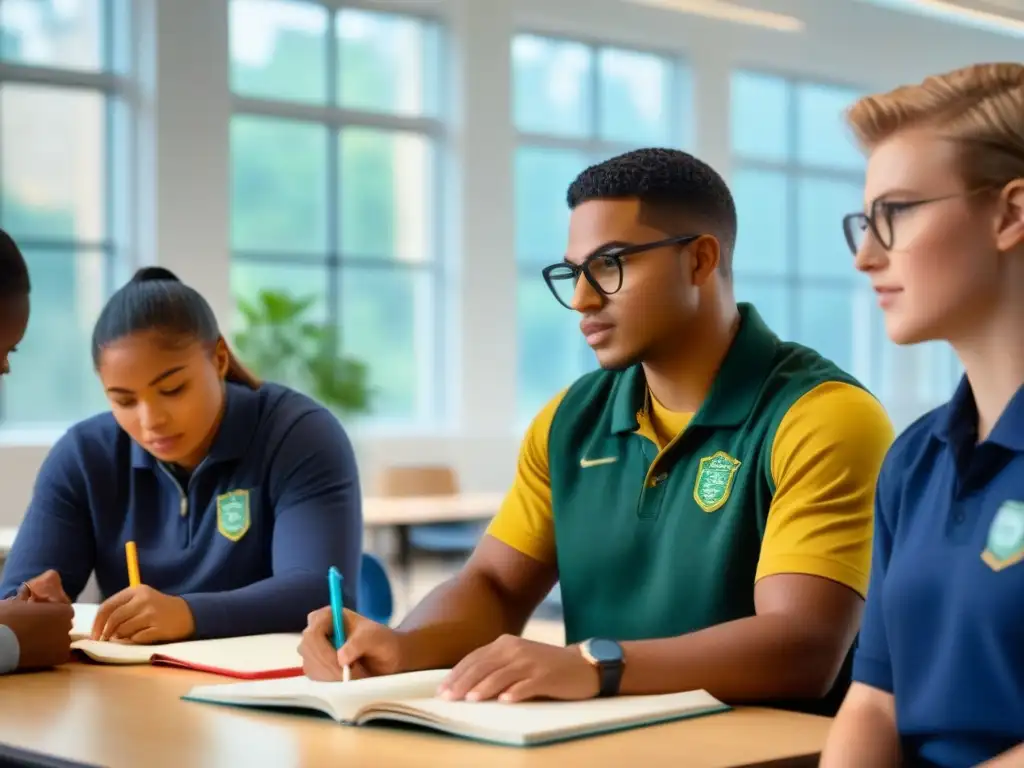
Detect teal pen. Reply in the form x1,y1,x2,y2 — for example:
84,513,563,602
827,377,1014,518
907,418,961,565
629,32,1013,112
328,566,345,648
328,566,351,682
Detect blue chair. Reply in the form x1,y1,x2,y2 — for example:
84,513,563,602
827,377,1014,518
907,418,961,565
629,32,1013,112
407,520,489,555
376,467,486,593
359,552,394,626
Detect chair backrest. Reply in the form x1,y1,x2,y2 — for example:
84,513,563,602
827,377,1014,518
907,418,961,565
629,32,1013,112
359,552,394,626
375,465,459,498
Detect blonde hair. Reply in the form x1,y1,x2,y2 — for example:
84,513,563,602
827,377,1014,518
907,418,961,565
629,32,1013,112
846,62,1024,189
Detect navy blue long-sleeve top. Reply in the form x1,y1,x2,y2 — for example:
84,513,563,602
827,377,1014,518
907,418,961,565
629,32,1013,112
0,382,363,639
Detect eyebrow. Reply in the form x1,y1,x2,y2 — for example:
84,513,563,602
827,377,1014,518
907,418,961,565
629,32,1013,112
867,188,922,207
105,365,187,394
563,240,632,265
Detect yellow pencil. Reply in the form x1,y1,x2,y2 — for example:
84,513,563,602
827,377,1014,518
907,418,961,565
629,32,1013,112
125,540,141,588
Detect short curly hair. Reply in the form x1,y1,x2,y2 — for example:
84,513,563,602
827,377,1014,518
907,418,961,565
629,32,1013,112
567,148,737,277
0,229,29,299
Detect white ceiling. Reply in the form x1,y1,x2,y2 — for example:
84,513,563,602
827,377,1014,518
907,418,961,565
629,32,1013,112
949,0,1024,19
856,0,1024,29
624,0,1024,33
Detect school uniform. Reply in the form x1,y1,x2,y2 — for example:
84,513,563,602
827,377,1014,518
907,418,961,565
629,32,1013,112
487,303,894,714
0,382,363,639
853,377,1024,767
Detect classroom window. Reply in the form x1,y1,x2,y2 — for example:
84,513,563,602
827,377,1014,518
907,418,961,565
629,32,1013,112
730,70,961,408
229,0,446,428
0,0,132,430
512,33,690,425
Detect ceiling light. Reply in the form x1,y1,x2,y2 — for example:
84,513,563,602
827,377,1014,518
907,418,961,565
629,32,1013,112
624,0,805,32
860,0,1024,37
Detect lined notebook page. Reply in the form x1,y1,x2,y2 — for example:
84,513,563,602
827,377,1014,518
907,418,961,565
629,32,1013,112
188,669,451,721
384,689,725,739
72,633,303,672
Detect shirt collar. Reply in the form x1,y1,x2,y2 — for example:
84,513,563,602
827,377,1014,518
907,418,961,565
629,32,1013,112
131,382,261,470
610,303,779,434
934,375,1024,453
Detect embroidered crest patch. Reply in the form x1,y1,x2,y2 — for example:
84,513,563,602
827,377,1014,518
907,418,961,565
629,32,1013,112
217,490,251,542
693,451,741,513
981,500,1024,572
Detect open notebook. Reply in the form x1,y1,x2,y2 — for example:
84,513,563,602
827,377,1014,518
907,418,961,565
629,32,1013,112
69,603,302,680
183,669,729,747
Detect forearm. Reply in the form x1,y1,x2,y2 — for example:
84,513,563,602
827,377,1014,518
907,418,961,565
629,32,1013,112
397,571,529,671
820,697,900,768
182,571,329,639
619,612,847,700
0,531,92,601
978,744,1024,767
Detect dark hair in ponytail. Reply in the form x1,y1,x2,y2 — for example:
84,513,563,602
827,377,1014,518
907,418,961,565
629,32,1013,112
0,228,30,299
91,267,260,389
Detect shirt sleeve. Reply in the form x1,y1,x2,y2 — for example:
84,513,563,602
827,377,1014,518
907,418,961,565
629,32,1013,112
852,453,898,693
0,431,96,601
0,625,19,674
484,390,566,565
756,381,895,597
182,409,363,639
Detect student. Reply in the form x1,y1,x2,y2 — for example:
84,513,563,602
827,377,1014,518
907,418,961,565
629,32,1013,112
300,148,894,713
821,63,1024,768
0,229,74,673
0,267,363,644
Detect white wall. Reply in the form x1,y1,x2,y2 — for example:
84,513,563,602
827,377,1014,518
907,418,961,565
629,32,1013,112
0,0,1021,523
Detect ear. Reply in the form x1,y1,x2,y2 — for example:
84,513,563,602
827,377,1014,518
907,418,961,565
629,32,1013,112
212,337,231,379
995,179,1024,252
689,236,721,286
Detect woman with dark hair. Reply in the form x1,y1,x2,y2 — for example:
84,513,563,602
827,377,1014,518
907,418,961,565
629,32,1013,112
0,230,75,673
0,266,363,644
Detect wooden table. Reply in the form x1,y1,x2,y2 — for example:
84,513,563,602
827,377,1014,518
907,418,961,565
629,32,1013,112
0,662,830,768
362,492,504,527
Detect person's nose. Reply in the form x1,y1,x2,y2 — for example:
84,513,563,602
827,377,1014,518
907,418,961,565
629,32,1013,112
853,239,887,274
138,401,171,433
570,274,603,313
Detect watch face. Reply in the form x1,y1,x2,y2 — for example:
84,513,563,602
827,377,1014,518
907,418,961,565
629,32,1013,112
588,638,623,664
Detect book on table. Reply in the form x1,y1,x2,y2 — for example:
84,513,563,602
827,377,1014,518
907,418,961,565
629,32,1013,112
182,669,730,747
69,603,302,680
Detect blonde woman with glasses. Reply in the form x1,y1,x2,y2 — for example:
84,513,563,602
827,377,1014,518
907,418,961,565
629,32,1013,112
821,63,1024,768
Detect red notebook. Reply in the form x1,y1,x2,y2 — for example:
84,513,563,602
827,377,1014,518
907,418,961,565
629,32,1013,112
70,633,304,680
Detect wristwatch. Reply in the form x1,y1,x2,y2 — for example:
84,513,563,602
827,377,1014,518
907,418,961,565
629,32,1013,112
579,637,624,697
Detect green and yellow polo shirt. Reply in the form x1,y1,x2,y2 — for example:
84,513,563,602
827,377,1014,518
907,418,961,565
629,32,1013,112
489,304,893,648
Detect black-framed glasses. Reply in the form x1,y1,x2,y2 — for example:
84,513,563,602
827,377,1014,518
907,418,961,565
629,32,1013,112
842,188,994,255
541,234,701,309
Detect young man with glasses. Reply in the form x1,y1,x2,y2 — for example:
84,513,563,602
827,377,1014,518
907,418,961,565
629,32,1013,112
300,148,893,714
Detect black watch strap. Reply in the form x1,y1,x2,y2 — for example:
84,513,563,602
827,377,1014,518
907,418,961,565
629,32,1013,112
597,659,623,697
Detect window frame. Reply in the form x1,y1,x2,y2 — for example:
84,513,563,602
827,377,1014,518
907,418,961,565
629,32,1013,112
0,0,134,428
729,68,875,379
512,30,691,420
228,0,450,430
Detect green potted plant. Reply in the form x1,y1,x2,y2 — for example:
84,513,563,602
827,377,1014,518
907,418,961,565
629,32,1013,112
233,290,373,418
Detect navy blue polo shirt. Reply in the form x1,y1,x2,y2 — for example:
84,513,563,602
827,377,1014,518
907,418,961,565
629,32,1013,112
854,377,1024,767
0,382,363,639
